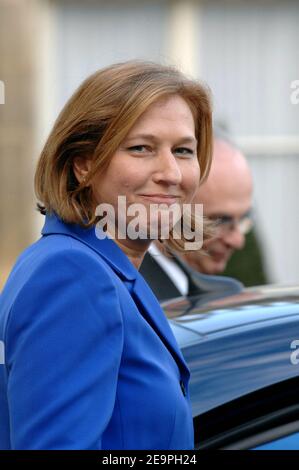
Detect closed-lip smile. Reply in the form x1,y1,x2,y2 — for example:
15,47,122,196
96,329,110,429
139,194,181,203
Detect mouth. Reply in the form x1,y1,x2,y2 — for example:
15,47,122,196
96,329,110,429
138,194,181,204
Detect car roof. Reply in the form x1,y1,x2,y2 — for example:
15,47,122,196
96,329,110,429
165,284,299,341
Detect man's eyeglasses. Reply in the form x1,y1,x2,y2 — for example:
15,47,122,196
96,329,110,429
210,211,253,235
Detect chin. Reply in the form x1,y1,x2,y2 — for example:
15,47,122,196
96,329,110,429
204,260,227,275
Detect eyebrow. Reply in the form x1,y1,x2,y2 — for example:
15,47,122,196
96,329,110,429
125,134,197,145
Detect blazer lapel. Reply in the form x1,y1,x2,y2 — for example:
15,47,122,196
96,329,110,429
131,273,190,380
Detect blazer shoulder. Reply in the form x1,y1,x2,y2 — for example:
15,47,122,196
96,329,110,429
1,242,123,355
0,235,121,339
13,234,116,286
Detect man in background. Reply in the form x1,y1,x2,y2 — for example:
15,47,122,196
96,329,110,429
182,138,253,275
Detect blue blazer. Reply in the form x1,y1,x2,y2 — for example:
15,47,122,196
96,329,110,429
0,213,194,450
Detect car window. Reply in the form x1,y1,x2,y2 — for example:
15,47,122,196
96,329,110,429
223,419,299,450
194,377,299,450
253,429,299,450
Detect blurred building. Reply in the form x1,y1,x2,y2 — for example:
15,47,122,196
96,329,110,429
1,0,299,289
0,0,39,289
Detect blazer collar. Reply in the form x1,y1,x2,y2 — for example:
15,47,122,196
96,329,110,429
41,212,189,378
41,212,137,281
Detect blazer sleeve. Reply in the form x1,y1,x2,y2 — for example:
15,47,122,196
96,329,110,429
4,249,124,449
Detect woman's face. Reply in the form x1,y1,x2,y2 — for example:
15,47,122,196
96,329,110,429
90,94,200,243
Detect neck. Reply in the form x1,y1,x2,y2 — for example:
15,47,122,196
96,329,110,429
112,237,151,270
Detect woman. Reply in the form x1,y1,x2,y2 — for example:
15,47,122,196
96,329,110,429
0,61,212,449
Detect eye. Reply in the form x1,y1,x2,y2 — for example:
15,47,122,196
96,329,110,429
174,147,195,157
127,145,149,153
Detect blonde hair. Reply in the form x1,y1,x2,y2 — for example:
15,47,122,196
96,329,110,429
35,60,213,252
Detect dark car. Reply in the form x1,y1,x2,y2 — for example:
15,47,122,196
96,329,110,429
164,284,299,450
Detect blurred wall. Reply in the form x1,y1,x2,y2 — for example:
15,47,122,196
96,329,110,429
198,0,299,284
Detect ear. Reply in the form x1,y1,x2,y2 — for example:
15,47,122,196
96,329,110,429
73,156,92,184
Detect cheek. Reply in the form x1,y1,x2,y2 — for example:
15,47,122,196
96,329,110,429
182,163,201,199
109,159,147,193
205,237,225,253
96,168,139,198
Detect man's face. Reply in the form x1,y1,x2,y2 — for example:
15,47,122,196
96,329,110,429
184,140,253,274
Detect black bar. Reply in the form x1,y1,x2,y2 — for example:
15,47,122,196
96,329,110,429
0,450,298,466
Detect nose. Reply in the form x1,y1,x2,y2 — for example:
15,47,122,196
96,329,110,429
222,226,246,250
152,149,182,186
